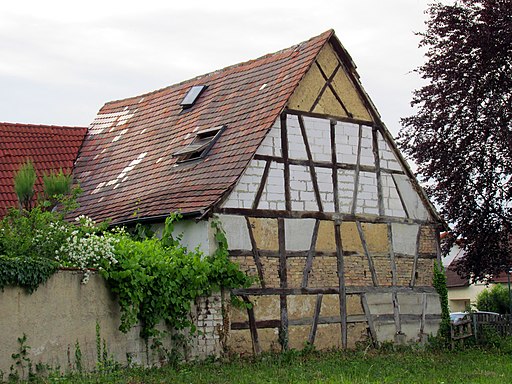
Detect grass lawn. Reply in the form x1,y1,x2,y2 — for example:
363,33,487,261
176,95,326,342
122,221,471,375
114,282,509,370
29,347,512,384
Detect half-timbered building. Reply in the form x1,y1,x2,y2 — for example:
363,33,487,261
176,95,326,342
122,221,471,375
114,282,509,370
73,30,443,352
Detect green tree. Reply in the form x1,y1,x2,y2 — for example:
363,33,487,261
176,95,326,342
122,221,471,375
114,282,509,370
398,0,512,280
476,284,510,314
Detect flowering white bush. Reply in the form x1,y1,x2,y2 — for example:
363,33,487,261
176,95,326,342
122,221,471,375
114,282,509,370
33,221,70,251
56,216,119,284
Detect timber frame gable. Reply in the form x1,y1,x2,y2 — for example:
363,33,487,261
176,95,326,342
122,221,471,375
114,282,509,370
73,30,443,353
213,35,442,353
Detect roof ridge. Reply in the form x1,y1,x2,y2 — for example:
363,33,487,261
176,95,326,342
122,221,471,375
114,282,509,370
102,29,335,107
0,122,87,130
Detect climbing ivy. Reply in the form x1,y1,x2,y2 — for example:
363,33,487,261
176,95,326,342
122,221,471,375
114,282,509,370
0,256,58,293
102,214,251,338
0,202,251,338
433,262,450,343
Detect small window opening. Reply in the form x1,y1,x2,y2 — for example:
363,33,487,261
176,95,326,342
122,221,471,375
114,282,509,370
180,85,207,109
172,125,226,163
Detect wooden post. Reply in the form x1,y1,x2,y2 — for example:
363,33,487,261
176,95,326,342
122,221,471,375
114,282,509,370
334,222,347,349
278,218,289,350
308,293,323,345
242,295,261,355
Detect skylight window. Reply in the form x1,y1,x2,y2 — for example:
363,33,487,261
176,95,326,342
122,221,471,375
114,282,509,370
180,85,208,109
172,125,226,163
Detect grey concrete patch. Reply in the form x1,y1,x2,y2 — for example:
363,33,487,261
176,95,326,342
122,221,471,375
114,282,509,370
392,223,419,256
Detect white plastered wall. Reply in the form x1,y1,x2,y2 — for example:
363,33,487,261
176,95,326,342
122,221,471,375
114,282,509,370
221,114,431,223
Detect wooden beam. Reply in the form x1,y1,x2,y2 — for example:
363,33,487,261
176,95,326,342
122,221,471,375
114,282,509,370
229,249,353,258
391,173,410,219
420,292,427,336
410,225,422,288
242,295,261,355
356,221,378,286
285,108,374,127
217,207,436,225
253,154,405,176
308,293,323,345
387,228,402,335
298,115,323,212
387,223,398,286
302,219,320,288
232,286,437,296
361,293,377,346
309,62,336,113
245,217,266,288
252,160,272,210
372,127,385,216
392,291,402,334
280,113,291,212
351,124,362,215
313,62,351,117
331,121,340,213
230,313,442,330
334,223,347,349
278,218,289,350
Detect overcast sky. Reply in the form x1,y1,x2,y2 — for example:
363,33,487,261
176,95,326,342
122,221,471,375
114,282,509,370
0,0,433,137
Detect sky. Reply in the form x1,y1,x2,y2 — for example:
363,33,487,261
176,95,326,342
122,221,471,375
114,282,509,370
0,0,433,137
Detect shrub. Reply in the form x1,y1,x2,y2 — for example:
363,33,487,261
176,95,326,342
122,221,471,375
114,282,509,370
56,216,119,284
0,207,70,260
476,284,511,314
102,215,252,338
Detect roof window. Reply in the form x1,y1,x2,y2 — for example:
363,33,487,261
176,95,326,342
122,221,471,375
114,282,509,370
180,85,208,109
172,125,226,163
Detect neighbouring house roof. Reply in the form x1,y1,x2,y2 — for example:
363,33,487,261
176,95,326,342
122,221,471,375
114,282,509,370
446,264,469,288
0,122,87,216
446,253,511,288
73,29,441,226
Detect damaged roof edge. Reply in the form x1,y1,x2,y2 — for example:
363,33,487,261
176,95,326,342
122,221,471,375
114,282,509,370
111,210,205,227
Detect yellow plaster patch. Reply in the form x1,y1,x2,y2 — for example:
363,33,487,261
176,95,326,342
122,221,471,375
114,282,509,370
320,294,340,317
251,295,281,321
315,323,341,350
347,323,369,349
361,223,389,254
226,329,253,354
312,87,348,117
288,325,312,350
227,329,280,354
346,294,364,316
341,222,364,253
287,295,315,320
331,68,373,122
316,220,337,252
230,305,249,323
287,64,325,112
257,328,281,352
248,217,279,251
316,45,338,78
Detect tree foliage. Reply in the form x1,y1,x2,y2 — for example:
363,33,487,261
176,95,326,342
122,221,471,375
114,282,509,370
398,0,512,280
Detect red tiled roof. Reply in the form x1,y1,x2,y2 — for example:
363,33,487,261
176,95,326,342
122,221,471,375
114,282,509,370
0,122,87,216
446,264,469,288
73,30,335,224
446,256,511,287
